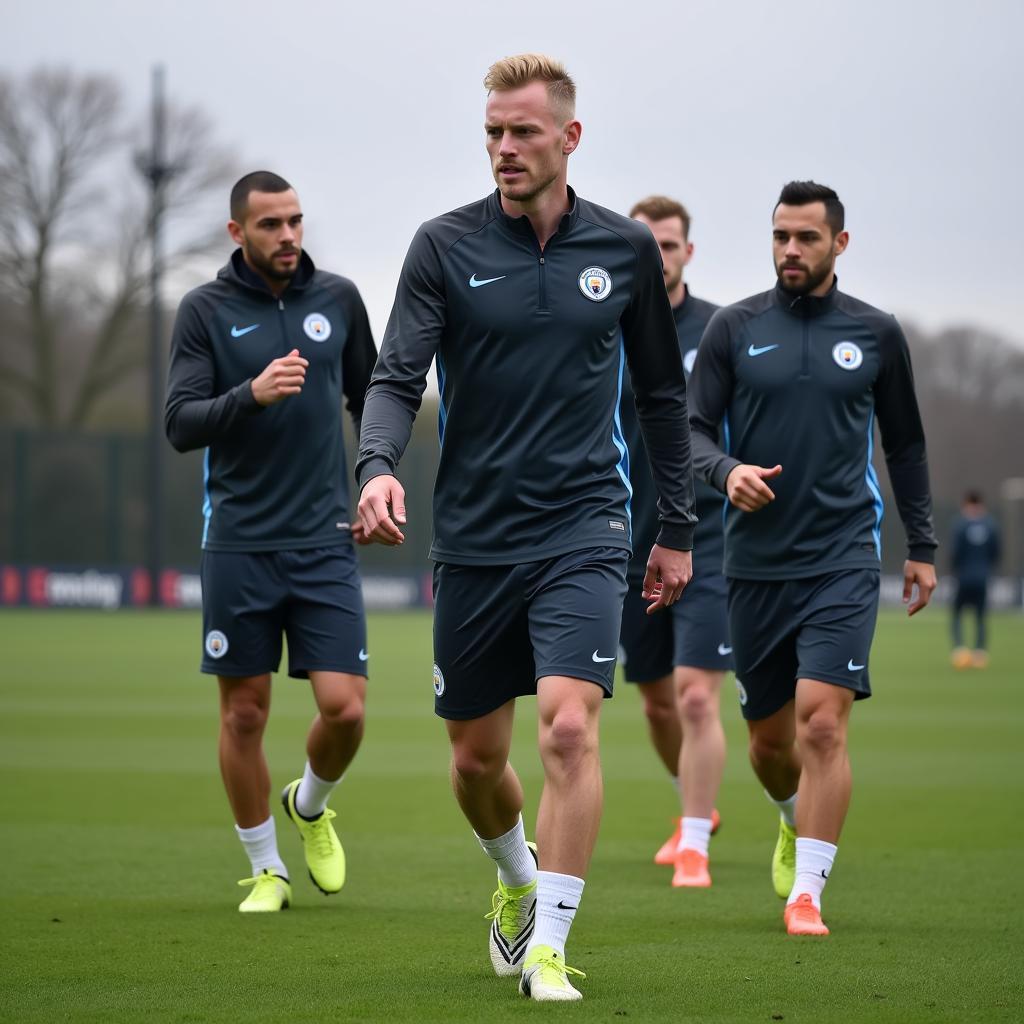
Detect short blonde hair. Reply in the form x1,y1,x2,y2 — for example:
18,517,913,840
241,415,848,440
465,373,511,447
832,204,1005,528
630,195,692,239
483,53,576,121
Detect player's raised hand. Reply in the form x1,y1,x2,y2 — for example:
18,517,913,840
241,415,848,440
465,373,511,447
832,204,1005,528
903,559,937,616
251,348,308,405
358,474,407,546
642,544,693,614
726,464,782,512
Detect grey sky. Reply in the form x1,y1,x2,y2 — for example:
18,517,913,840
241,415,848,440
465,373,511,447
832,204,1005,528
6,0,1023,346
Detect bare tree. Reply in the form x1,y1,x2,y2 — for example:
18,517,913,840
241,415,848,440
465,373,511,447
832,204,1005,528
0,67,235,427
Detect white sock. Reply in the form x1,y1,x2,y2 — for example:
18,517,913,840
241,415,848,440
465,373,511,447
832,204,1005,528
475,815,537,889
296,761,341,819
235,816,288,879
767,789,798,828
678,816,713,857
528,871,584,959
788,837,837,908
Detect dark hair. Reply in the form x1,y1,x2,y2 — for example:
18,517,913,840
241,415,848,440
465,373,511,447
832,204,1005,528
629,195,691,239
230,171,293,222
963,489,983,505
774,180,844,235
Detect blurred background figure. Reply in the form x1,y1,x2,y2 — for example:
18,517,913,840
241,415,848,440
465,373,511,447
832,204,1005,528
950,491,1001,669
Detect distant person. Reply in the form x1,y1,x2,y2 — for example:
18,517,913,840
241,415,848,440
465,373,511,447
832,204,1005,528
357,55,695,1001
950,491,1001,668
688,181,937,936
165,171,377,912
618,195,731,888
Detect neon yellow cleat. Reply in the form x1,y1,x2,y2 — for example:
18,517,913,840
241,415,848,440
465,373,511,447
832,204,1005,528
281,779,345,894
485,841,538,976
772,817,797,899
238,870,291,913
519,945,586,1002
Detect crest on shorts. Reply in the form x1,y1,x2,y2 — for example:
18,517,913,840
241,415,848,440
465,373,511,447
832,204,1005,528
578,266,612,302
832,341,863,370
432,664,445,697
303,312,332,342
205,630,229,659
735,678,748,707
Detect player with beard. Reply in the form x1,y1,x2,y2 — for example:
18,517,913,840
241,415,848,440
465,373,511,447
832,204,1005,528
687,181,937,935
165,171,377,913
357,55,695,1000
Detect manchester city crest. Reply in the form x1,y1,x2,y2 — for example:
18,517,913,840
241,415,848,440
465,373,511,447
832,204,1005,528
432,664,445,697
832,340,863,370
303,312,332,342
578,266,612,302
205,630,229,659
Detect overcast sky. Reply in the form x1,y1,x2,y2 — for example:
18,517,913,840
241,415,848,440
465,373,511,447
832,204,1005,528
6,0,1023,347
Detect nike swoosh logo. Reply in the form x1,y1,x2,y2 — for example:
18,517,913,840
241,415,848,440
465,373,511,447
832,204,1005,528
717,643,733,656
748,343,779,357
469,274,506,288
591,650,616,663
556,901,578,910
358,649,369,662
231,324,260,337
848,659,865,671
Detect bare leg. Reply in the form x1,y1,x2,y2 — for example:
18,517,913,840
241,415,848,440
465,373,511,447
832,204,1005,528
535,676,605,877
747,698,801,801
637,675,681,777
793,679,855,843
306,671,367,781
675,667,727,819
218,674,272,828
445,700,522,839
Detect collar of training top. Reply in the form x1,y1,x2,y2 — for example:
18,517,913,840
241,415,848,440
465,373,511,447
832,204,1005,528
673,286,693,322
218,248,316,298
488,185,581,244
774,276,839,318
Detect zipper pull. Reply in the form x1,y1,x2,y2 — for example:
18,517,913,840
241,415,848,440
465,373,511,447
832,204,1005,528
539,256,545,264
278,299,284,310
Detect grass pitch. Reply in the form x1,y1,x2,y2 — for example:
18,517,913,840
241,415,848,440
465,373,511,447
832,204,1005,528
1,607,1021,1023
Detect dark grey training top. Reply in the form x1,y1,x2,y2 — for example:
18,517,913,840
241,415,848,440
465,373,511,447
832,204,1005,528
688,279,937,580
165,250,377,551
621,289,722,583
356,188,697,566
951,514,1000,584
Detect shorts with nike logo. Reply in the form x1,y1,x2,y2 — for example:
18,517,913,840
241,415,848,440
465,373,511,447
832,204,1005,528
431,547,628,720
727,568,880,720
199,544,368,680
619,569,734,682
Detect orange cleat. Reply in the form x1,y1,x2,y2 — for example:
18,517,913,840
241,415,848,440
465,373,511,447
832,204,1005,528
951,647,972,670
784,894,829,936
672,849,711,888
654,809,721,865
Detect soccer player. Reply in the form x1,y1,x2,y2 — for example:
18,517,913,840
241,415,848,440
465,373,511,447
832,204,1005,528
165,172,377,912
688,181,938,936
618,195,731,888
950,490,1001,668
356,55,695,1001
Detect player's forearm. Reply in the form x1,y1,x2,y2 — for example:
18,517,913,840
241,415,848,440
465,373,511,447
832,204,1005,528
689,423,740,494
636,395,698,550
886,456,938,562
164,381,262,452
355,385,422,488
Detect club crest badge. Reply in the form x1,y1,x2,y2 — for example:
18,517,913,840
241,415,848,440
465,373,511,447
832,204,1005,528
832,341,863,370
205,630,229,659
735,678,748,707
303,312,332,342
432,664,445,697
578,266,612,302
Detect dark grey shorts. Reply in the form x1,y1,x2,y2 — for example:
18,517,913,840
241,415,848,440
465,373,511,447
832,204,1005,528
619,570,734,682
727,568,880,720
431,547,628,720
200,544,368,680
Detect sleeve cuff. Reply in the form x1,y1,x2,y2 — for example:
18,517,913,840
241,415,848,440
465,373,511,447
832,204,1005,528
655,522,695,552
357,457,395,491
711,457,742,494
237,380,264,414
907,544,937,564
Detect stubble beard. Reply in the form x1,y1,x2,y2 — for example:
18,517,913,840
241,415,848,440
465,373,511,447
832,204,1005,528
776,255,834,297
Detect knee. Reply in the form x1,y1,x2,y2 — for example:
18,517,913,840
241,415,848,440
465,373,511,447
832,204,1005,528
799,709,845,757
451,741,506,786
318,691,365,732
749,729,789,767
642,691,676,732
678,683,715,727
540,707,594,768
222,698,268,741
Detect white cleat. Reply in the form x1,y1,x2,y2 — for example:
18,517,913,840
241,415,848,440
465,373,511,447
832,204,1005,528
518,945,585,1002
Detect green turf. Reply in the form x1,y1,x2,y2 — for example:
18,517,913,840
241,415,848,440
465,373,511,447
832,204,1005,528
0,608,1021,1022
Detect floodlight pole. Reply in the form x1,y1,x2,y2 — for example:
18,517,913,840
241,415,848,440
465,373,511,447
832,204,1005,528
140,66,171,607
